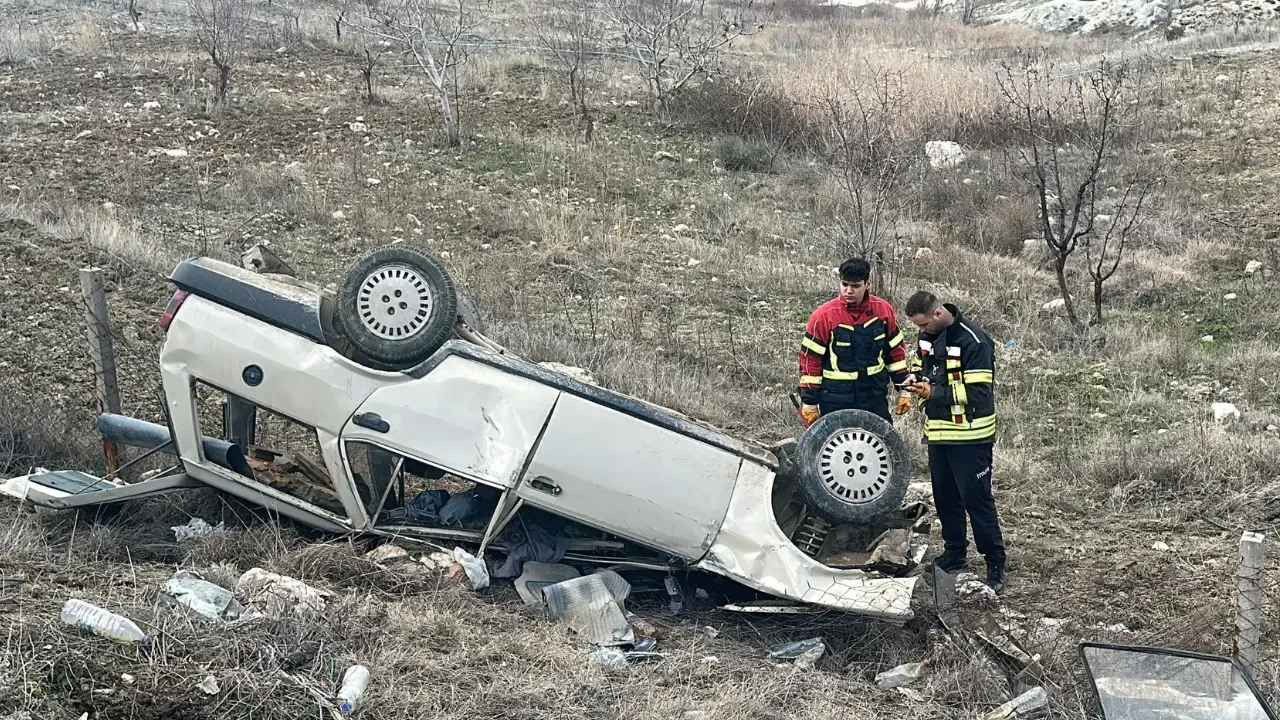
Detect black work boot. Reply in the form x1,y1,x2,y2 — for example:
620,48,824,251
934,549,967,573
985,557,1006,594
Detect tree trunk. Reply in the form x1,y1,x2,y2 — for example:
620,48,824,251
1092,276,1104,325
363,68,374,104
439,90,460,146
1053,254,1081,328
217,65,231,102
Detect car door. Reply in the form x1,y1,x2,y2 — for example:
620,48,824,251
515,393,742,561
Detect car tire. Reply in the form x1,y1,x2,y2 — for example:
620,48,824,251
336,245,458,369
794,409,910,526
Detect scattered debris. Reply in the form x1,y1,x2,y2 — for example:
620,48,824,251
365,544,410,564
768,637,825,670
198,675,220,695
875,661,925,688
171,517,224,542
925,140,966,169
1212,402,1241,425
164,570,244,622
665,576,685,613
544,571,634,646
983,686,1048,719
897,686,926,702
587,647,629,669
452,547,490,589
956,573,999,603
236,568,332,617
515,562,581,605
336,665,370,715
60,599,148,644
240,243,295,276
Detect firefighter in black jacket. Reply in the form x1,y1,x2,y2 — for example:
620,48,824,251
901,291,1006,593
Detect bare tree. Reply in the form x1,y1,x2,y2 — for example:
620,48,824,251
816,67,916,292
356,0,492,147
357,42,388,104
534,0,603,141
997,55,1143,329
959,0,997,25
189,0,252,105
1083,176,1159,324
605,0,764,114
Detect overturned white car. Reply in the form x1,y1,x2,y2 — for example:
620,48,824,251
2,246,923,621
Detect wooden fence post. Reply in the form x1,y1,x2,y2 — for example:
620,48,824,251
80,267,121,474
1234,531,1266,680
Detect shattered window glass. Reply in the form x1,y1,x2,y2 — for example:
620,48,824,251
1082,644,1274,720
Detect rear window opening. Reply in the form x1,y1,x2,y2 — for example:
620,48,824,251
195,381,348,519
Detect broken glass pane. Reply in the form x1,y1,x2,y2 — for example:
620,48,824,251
1082,644,1274,720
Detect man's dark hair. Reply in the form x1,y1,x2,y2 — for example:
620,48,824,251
839,258,871,283
905,291,940,317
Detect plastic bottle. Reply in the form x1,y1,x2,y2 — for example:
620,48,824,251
60,599,148,644
336,664,370,715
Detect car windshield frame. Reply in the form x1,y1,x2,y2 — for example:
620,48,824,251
1078,641,1278,720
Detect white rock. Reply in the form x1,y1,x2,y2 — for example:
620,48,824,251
1224,293,1238,300
1246,260,1263,275
142,101,160,110
236,568,332,617
1268,425,1279,433
1200,335,1214,343
1212,402,1241,425
914,247,935,260
198,676,220,695
163,148,188,158
672,224,690,234
687,258,701,267
121,674,135,685
998,0,1175,35
1040,298,1066,313
365,544,410,563
93,71,104,79
366,178,381,186
349,122,368,133
332,210,346,220
1152,541,1170,552
924,140,965,169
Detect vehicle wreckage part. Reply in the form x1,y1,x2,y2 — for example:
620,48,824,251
792,514,831,558
793,409,910,526
97,413,253,478
699,460,918,621
337,245,458,368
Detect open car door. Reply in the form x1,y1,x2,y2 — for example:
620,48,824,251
1080,642,1277,720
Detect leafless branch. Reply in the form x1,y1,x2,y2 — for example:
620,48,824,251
534,0,604,141
188,0,252,105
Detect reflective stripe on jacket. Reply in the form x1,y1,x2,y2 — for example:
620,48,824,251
911,304,996,445
798,294,910,405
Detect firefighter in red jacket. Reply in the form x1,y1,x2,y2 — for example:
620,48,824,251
797,258,912,426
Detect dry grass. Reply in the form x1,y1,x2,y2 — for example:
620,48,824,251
1,198,188,274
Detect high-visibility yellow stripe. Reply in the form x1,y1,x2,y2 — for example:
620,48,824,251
823,369,859,381
800,374,823,385
888,331,904,348
926,424,997,442
875,333,886,341
802,338,826,355
865,363,885,376
926,415,996,432
946,359,962,369
863,318,878,327
963,370,993,384
888,360,908,372
953,382,968,406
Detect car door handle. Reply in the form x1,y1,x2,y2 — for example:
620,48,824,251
353,412,390,433
529,476,562,496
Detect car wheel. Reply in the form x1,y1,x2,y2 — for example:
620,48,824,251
794,409,910,526
336,245,459,368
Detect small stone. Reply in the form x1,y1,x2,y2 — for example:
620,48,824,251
480,243,491,250
1152,541,1171,552
365,544,410,563
198,676,220,695
1201,335,1214,343
121,674,135,685
1041,298,1066,313
672,224,690,234
1212,402,1241,424
925,140,965,169
1224,293,1238,300
332,210,346,220
914,247,935,260
142,101,160,110
1246,260,1262,275
366,178,381,186
652,150,680,162
687,258,700,267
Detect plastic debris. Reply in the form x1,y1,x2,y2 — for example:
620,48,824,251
336,665,370,715
171,517,224,542
236,568,333,617
875,662,926,688
983,686,1048,719
452,547,490,589
769,638,825,669
164,570,244,622
198,675,220,695
60,599,148,644
897,687,926,702
587,647,629,669
515,562,580,605
664,576,684,613
544,571,634,646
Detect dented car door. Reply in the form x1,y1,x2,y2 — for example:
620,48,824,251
515,392,741,562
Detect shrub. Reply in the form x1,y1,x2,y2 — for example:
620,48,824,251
714,136,772,173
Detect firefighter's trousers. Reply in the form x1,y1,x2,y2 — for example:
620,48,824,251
928,441,1005,563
